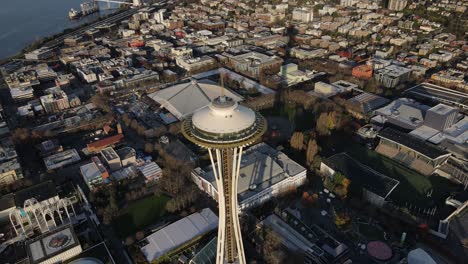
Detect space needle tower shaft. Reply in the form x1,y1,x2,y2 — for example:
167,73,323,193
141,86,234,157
182,91,266,264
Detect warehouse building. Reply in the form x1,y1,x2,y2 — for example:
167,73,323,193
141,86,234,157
140,208,218,262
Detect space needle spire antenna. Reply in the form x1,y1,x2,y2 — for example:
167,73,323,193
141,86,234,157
220,70,225,98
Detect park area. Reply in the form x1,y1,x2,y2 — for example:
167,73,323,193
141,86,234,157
343,144,459,208
113,195,170,238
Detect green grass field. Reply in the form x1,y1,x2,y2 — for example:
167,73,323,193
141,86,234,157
114,195,170,238
344,144,458,207
358,223,385,242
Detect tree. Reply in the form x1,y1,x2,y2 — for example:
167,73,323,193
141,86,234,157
334,212,351,229
137,124,146,136
333,172,346,185
11,128,30,143
290,132,304,150
306,139,318,166
130,119,139,130
316,111,341,136
168,122,181,135
122,113,131,126
125,236,135,246
262,228,285,264
154,126,167,137
165,199,178,213
135,231,145,241
144,142,154,153
91,94,111,112
103,206,114,225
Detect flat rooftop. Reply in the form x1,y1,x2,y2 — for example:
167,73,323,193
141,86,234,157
80,162,101,181
27,225,81,264
116,147,136,160
378,128,450,160
141,208,217,262
44,149,81,170
404,83,468,109
101,147,120,161
199,143,306,201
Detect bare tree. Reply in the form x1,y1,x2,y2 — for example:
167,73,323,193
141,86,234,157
306,139,318,166
144,142,154,153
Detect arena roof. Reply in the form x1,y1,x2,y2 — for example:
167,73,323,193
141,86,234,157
148,79,242,120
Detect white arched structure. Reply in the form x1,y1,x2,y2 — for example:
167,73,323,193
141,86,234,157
10,197,77,238
9,210,26,236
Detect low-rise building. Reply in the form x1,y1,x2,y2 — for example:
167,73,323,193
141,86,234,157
40,89,71,114
76,67,97,83
0,158,23,185
116,147,136,167
376,128,451,175
346,91,390,118
321,153,400,207
25,48,54,60
10,86,35,101
352,64,373,80
138,161,163,183
261,209,349,263
176,56,217,73
290,48,327,59
100,147,122,171
26,225,82,264
43,149,81,171
372,98,430,130
278,63,320,87
388,0,407,11
140,208,218,263
87,134,124,153
192,143,306,211
223,51,283,80
374,64,412,88
80,156,109,189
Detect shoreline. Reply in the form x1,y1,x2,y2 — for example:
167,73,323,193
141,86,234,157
0,7,127,66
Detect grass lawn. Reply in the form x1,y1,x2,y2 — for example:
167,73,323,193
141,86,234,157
343,144,459,207
114,195,170,238
358,223,385,242
260,102,316,131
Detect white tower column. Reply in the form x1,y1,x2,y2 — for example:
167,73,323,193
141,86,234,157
181,93,267,264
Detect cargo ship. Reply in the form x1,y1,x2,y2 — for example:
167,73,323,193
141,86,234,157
68,1,99,20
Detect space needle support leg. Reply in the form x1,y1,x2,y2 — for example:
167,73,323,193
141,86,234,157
210,149,226,264
232,146,246,264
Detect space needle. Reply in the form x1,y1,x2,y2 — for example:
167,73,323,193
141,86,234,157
182,94,266,264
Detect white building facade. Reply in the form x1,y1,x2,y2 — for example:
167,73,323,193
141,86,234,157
191,143,307,212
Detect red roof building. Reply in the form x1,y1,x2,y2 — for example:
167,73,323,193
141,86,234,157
87,134,124,153
352,64,373,80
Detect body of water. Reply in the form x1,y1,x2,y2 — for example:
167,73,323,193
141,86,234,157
0,0,119,59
